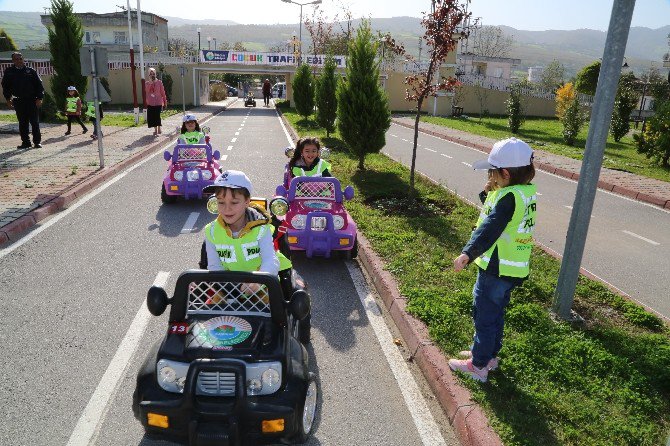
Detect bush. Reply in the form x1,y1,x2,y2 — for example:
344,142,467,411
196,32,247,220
561,95,587,146
575,60,600,96
506,82,524,133
292,63,315,118
610,73,639,142
275,99,290,109
634,100,670,167
209,84,227,102
555,82,577,120
39,92,59,122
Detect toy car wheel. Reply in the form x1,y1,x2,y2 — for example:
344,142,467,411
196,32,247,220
161,184,177,204
298,315,311,345
291,372,319,443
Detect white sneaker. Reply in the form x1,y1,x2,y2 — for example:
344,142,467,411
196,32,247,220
448,358,488,382
458,350,499,371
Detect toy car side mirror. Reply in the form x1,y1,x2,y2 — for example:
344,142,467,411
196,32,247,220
276,185,288,196
343,186,354,200
289,290,310,321
284,147,294,158
147,285,170,316
213,150,221,160
201,125,211,134
163,151,172,162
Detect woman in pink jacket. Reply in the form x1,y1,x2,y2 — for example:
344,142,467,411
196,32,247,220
145,67,167,136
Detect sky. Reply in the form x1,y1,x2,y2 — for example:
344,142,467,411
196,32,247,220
1,0,669,30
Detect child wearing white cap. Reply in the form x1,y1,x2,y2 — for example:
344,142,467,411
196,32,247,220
64,86,88,135
449,137,537,383
178,113,205,145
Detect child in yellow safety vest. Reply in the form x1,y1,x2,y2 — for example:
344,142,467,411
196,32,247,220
178,113,205,145
449,137,537,383
284,136,331,189
64,86,87,135
85,100,103,140
201,170,296,300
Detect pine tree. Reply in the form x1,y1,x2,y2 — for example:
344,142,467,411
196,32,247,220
292,63,315,118
336,20,390,170
0,29,18,51
47,0,86,112
315,54,338,137
610,72,639,142
506,82,524,133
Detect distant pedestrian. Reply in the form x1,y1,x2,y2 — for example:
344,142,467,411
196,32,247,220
145,67,167,136
278,83,284,98
449,138,537,383
64,86,88,135
1,52,44,149
243,81,250,96
262,78,272,107
85,100,103,140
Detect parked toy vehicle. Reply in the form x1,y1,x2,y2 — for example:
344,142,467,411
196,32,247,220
133,269,317,445
272,175,358,259
244,92,257,107
162,126,222,203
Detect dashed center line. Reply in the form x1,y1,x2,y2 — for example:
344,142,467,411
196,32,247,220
461,162,472,167
622,230,660,246
220,154,228,161
440,154,452,159
235,132,240,136
423,148,436,153
231,138,237,143
181,212,200,233
402,138,408,142
227,145,233,151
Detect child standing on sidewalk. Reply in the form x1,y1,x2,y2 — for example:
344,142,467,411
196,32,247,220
449,137,537,383
85,100,103,140
64,86,87,135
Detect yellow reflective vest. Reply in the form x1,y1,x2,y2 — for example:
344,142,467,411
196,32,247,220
179,131,205,145
66,96,79,113
291,159,331,178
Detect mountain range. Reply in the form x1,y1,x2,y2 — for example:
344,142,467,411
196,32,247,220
1,11,667,77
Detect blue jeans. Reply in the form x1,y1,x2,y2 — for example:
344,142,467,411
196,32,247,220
471,269,517,369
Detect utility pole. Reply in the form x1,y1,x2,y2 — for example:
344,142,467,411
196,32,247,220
136,0,146,115
125,0,139,124
553,0,636,320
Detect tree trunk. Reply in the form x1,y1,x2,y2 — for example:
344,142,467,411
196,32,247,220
409,98,424,196
358,154,365,170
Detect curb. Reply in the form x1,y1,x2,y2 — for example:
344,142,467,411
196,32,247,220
356,233,503,446
391,118,670,210
0,104,233,246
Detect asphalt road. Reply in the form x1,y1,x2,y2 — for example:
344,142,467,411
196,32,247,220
0,103,458,446
382,123,670,319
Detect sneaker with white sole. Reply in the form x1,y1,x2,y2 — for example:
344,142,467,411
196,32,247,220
448,358,488,382
458,350,499,371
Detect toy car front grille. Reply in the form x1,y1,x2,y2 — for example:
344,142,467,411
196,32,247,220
178,147,206,160
295,181,335,199
196,371,236,396
187,281,271,317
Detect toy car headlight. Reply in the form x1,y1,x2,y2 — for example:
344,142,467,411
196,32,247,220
201,170,213,180
174,171,184,181
291,214,306,229
157,359,189,393
187,170,200,181
262,368,280,387
333,215,345,230
245,362,282,396
270,197,289,216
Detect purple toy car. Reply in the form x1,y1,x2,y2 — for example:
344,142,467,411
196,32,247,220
161,135,222,203
272,176,358,259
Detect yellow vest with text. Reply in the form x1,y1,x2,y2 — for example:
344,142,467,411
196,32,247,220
292,159,331,178
473,184,537,278
179,131,205,145
66,97,78,113
205,219,292,272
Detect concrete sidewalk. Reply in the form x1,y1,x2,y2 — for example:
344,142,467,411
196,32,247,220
0,99,236,245
392,116,670,210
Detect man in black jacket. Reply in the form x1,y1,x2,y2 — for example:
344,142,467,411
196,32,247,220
1,52,45,149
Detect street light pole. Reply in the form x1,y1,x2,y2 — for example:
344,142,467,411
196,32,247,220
207,36,211,50
213,37,217,51
197,27,201,52
280,0,322,63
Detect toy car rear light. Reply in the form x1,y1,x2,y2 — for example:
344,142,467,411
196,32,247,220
261,418,285,433
339,238,350,246
250,198,267,210
170,185,179,191
287,236,298,244
147,413,169,428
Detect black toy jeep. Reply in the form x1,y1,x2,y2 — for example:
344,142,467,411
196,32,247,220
132,270,317,445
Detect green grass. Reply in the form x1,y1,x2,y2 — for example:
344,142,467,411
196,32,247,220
282,108,670,446
0,107,181,127
418,115,670,183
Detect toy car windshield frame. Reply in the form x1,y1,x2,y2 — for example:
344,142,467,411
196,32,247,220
169,143,214,164
168,270,287,327
288,176,342,202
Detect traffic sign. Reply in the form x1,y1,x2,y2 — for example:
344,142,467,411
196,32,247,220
79,46,109,77
84,77,111,102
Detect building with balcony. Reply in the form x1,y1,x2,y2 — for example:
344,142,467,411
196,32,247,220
40,10,168,53
456,53,521,80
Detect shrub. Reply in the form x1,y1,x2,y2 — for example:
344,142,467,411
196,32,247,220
292,63,315,118
506,82,524,133
575,60,600,96
610,73,639,142
315,54,339,137
39,92,59,122
209,84,227,102
555,82,577,120
634,100,670,167
561,95,587,146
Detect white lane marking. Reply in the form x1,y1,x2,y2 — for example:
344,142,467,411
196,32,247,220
345,262,447,446
401,138,409,142
565,205,573,210
622,230,660,246
181,212,199,234
440,154,452,159
276,108,294,145
237,127,242,131
423,148,436,153
391,134,398,137
220,154,228,161
66,271,168,446
235,132,240,136
461,162,472,167
231,137,237,143
227,145,233,151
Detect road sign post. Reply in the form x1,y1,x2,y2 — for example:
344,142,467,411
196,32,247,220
179,65,187,114
80,46,108,168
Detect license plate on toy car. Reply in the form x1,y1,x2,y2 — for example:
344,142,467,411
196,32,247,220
311,217,327,231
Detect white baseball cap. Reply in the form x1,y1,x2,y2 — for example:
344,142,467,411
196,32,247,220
67,86,76,91
203,170,253,196
182,113,197,123
472,137,534,170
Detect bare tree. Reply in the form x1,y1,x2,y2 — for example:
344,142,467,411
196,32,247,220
470,25,514,57
232,42,248,51
304,1,353,55
385,0,473,194
540,59,566,92
168,37,195,57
